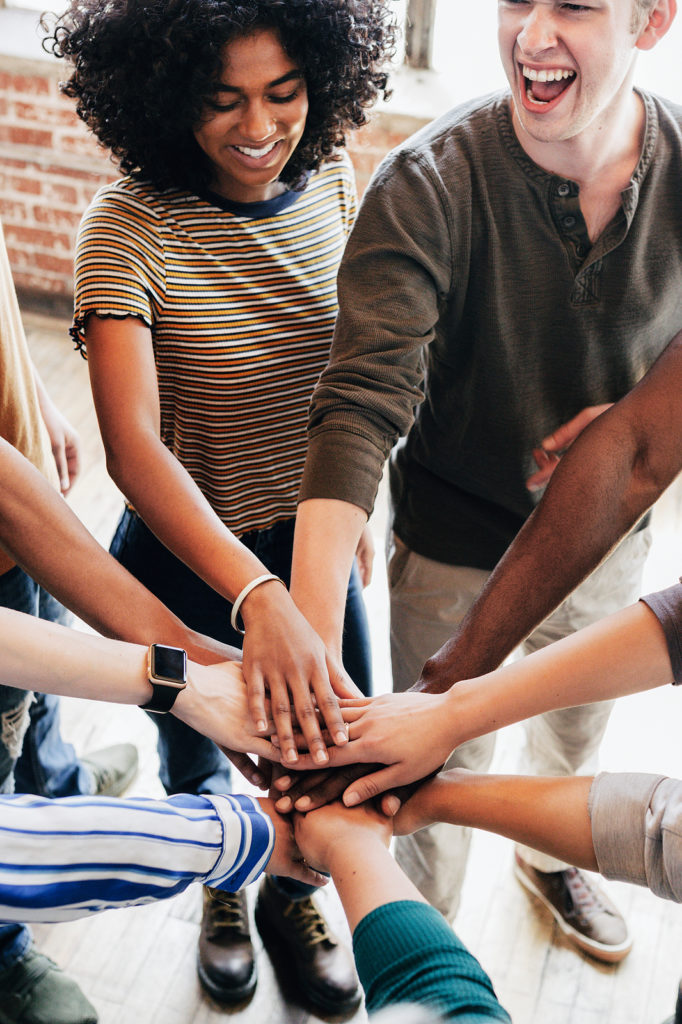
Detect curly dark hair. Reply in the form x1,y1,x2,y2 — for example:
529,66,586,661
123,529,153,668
42,0,396,193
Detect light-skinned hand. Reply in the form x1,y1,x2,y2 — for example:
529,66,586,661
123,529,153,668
258,797,330,886
293,800,392,874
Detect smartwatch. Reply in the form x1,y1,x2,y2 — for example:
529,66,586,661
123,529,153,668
140,643,187,713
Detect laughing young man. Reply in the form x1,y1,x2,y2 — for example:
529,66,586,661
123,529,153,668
286,0,681,963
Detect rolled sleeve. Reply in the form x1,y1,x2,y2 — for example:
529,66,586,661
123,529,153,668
589,772,682,902
640,584,682,684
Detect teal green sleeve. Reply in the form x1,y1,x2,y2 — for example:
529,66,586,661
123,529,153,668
353,901,510,1022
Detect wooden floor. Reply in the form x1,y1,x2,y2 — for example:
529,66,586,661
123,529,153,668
22,309,682,1024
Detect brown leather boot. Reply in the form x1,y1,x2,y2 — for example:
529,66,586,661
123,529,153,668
255,877,361,1015
197,887,256,1003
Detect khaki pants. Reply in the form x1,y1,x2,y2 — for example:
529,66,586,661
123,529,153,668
388,527,652,920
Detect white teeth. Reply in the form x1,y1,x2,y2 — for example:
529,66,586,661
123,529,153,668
526,86,549,105
522,65,575,82
234,141,278,158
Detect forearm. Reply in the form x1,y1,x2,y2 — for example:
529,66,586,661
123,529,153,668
326,835,425,934
420,434,648,687
0,440,229,657
86,315,272,606
104,430,268,603
0,792,273,922
291,498,367,655
442,601,673,745
0,607,270,759
418,770,597,871
0,607,152,702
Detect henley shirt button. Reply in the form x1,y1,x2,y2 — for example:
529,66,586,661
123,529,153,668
562,215,577,229
557,182,571,197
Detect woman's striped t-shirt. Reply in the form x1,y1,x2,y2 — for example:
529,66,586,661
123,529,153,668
72,156,356,537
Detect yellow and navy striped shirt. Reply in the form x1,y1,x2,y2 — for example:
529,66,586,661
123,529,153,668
72,156,356,537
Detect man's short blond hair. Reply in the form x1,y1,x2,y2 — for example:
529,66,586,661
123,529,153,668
632,0,657,31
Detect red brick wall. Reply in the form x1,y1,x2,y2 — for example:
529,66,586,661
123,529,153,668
0,62,114,303
0,54,427,306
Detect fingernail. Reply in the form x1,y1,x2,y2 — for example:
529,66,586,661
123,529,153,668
384,796,400,815
314,749,328,765
257,719,267,733
335,730,348,745
252,775,265,788
344,792,359,807
296,796,312,810
277,797,292,812
285,748,299,763
276,776,291,789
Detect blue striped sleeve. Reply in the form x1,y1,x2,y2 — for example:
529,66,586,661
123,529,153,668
0,792,273,923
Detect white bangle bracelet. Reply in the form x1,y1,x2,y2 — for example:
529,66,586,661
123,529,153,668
230,573,285,635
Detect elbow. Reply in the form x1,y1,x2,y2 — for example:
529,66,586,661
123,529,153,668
102,445,126,490
631,441,678,510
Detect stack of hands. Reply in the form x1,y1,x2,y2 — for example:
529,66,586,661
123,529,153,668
174,655,451,884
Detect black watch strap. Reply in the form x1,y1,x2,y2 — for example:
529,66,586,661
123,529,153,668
140,681,183,714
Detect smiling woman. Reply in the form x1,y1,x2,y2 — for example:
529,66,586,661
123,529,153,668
40,0,397,1012
192,30,310,204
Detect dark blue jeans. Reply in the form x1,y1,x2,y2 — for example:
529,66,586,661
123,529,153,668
110,508,372,898
0,566,90,966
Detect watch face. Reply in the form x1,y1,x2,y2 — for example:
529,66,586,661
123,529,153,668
150,644,187,683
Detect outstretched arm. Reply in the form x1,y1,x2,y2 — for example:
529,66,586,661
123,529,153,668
291,498,368,660
0,792,324,923
0,605,278,761
417,328,682,692
284,598,674,807
394,769,597,871
394,768,682,905
0,437,236,666
85,314,352,765
294,802,510,1021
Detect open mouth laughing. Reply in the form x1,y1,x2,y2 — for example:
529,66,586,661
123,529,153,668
521,64,576,108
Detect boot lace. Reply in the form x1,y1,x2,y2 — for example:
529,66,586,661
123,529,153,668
282,897,331,947
205,888,249,937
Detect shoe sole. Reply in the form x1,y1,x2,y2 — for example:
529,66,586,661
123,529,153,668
196,954,257,1005
513,859,633,964
254,899,362,1016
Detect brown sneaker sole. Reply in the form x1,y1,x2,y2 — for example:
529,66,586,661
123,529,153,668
513,858,633,964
